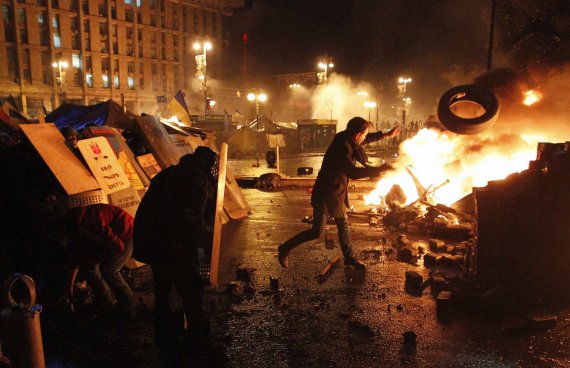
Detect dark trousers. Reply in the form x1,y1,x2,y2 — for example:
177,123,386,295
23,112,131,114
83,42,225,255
281,201,354,258
150,249,209,346
85,238,134,310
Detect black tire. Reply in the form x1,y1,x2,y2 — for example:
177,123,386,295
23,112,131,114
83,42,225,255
437,84,499,135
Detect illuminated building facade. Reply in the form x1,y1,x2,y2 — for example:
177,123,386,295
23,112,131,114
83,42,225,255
0,0,243,116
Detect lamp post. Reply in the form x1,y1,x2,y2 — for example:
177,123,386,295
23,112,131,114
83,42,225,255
194,41,212,116
398,76,412,127
52,60,68,106
247,91,268,167
289,83,301,121
364,101,377,121
317,57,334,84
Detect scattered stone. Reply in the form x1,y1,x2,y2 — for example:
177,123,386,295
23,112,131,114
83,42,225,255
429,239,446,252
445,245,455,254
396,304,404,312
526,313,557,332
397,234,411,247
450,255,465,266
431,274,448,295
397,247,414,262
236,267,257,293
423,253,438,267
369,217,379,226
226,281,245,297
405,271,423,289
417,245,425,254
436,291,453,311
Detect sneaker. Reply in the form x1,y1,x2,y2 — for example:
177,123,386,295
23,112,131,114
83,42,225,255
277,245,290,269
344,257,367,270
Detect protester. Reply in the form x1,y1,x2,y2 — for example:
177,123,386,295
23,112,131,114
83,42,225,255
133,146,223,366
57,203,135,319
278,117,399,270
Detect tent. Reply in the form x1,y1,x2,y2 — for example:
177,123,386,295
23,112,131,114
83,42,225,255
45,100,136,131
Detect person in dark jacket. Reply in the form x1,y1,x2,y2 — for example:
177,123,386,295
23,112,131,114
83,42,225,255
133,146,220,366
60,203,135,318
278,117,399,269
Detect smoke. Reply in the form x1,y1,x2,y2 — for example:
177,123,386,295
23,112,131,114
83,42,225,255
310,74,378,131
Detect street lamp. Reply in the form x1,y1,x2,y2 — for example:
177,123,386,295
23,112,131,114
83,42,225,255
194,41,212,116
317,58,334,84
364,101,377,121
247,91,268,166
289,84,301,121
398,76,412,127
52,60,68,105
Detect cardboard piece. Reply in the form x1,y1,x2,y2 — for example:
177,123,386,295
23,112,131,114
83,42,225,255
137,153,162,179
19,123,100,195
108,186,141,217
82,126,150,188
77,137,130,194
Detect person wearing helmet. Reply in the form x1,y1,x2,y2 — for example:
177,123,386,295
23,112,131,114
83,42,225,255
133,145,222,366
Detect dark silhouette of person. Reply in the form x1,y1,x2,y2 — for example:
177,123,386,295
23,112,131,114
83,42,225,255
278,117,399,269
57,204,135,318
133,146,223,366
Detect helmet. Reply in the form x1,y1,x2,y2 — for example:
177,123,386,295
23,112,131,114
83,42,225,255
194,146,219,178
61,126,77,139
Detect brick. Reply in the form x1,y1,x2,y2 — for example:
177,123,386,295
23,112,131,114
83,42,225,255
429,239,445,252
405,271,423,288
436,290,453,311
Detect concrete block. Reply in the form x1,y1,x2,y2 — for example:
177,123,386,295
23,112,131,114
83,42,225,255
436,290,453,311
423,253,437,267
429,239,446,252
397,234,411,247
405,271,423,288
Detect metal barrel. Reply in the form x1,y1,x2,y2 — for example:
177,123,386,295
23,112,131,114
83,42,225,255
1,274,45,368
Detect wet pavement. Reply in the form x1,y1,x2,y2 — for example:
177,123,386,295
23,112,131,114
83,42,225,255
36,150,570,368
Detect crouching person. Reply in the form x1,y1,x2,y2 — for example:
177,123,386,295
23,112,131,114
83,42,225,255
57,203,135,319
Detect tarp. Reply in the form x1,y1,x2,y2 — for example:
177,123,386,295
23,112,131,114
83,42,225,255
46,100,136,131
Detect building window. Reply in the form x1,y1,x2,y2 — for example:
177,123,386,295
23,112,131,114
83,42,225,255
85,56,93,87
128,76,134,89
102,73,110,87
52,14,59,29
21,49,31,83
38,11,49,46
41,51,51,84
124,0,131,4
72,53,81,68
113,73,119,88
53,34,61,47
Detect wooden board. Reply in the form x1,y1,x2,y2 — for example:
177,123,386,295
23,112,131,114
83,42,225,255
19,123,100,195
77,137,131,194
209,143,228,288
205,141,251,220
135,115,181,169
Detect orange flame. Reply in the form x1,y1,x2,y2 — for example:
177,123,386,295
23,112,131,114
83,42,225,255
364,129,542,207
523,89,542,106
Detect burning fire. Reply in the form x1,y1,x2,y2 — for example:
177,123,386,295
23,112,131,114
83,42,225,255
364,128,542,207
523,89,542,106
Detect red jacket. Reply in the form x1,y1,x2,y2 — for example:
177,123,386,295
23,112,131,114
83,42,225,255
66,204,133,261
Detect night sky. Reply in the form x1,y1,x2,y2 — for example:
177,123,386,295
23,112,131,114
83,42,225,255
224,0,570,120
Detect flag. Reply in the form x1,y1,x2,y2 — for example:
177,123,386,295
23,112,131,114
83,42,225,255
161,90,192,126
